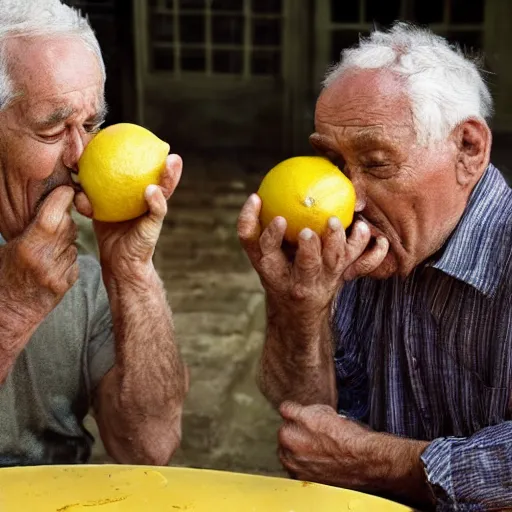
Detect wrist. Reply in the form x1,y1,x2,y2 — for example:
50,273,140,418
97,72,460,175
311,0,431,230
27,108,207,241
0,296,46,338
266,293,332,331
101,258,159,287
364,432,434,505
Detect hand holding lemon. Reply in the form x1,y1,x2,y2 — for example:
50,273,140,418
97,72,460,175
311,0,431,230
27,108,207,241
77,123,171,222
238,156,390,320
75,123,182,277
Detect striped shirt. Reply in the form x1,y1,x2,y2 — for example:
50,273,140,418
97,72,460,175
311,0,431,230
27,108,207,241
333,164,512,510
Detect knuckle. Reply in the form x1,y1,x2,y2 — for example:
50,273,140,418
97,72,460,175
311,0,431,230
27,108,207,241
278,424,293,448
35,214,56,235
289,283,310,301
68,263,80,286
353,258,375,276
16,240,35,264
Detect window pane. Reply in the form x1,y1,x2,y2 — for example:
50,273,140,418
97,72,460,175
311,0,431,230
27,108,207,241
212,15,243,44
179,0,204,8
252,19,281,46
252,0,282,14
446,30,483,53
451,0,484,24
181,48,206,70
414,0,444,24
251,50,280,75
180,15,205,43
211,0,243,11
152,47,174,71
331,0,359,23
330,30,363,62
365,0,400,25
150,13,174,42
213,50,243,73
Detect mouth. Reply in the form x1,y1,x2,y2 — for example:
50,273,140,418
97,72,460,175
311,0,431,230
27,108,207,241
70,173,82,193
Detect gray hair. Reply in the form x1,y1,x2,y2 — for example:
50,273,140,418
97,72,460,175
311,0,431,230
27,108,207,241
324,22,493,145
0,0,105,110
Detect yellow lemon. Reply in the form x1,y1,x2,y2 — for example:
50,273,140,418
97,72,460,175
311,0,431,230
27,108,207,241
77,123,170,222
257,156,356,244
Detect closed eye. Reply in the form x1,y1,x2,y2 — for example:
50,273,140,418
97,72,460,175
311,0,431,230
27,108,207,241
38,130,66,143
83,120,105,134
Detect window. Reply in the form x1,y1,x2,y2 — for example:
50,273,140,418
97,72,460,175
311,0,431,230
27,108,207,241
327,0,485,63
148,0,284,77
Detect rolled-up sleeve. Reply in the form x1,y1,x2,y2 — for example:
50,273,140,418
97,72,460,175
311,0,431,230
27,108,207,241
421,422,512,510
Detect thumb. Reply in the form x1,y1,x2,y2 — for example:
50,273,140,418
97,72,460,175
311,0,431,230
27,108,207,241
33,186,75,234
136,184,167,244
159,154,183,200
279,401,304,421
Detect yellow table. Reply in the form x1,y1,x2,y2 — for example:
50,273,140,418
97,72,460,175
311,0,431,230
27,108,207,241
0,465,415,511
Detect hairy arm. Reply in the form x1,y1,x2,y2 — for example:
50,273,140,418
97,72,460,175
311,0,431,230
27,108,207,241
258,300,337,408
93,265,187,465
82,156,187,466
238,194,388,413
279,403,435,510
0,187,79,383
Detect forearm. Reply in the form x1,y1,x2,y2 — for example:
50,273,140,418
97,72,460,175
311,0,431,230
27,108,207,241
96,263,186,465
258,297,337,408
360,433,434,509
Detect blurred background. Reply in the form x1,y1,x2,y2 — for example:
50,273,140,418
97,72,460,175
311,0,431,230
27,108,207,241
66,0,512,476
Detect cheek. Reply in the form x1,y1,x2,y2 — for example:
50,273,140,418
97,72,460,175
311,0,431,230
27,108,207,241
19,143,63,181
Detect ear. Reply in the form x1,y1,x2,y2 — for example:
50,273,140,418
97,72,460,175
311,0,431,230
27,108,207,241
453,118,492,187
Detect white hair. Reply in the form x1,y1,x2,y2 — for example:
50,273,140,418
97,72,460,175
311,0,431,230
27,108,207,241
323,22,493,145
0,0,105,110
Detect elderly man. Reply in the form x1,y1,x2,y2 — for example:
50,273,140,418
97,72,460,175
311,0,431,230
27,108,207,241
0,0,187,466
239,23,512,511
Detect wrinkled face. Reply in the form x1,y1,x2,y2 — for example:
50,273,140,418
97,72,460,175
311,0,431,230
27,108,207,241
0,35,105,240
311,69,474,278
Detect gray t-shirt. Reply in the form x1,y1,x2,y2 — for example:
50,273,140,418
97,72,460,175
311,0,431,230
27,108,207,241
0,252,115,467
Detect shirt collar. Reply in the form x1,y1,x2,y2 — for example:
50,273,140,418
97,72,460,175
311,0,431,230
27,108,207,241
429,163,511,297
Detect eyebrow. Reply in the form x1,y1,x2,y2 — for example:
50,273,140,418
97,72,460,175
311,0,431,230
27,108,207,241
34,106,76,130
33,101,108,130
348,130,388,149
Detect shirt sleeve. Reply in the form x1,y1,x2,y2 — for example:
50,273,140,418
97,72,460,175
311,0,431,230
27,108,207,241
79,256,116,394
421,422,512,510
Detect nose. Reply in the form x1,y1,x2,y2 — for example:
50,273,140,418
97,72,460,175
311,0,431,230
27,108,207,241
62,127,86,173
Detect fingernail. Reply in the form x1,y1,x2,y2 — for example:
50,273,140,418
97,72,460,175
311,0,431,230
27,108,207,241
356,221,369,235
299,227,313,240
274,216,286,229
328,216,341,231
145,184,159,199
249,193,259,205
